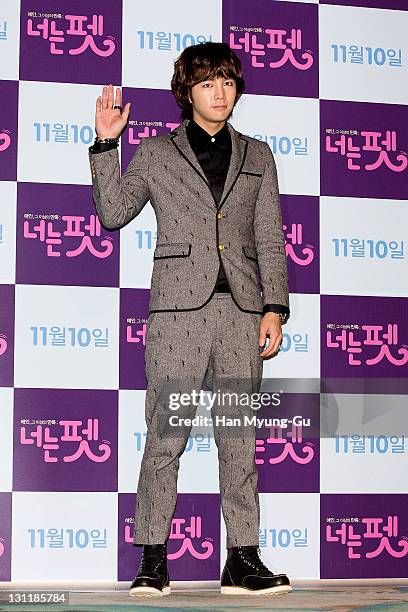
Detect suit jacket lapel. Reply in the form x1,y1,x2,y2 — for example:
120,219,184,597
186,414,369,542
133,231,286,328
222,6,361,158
169,118,248,212
219,121,248,211
169,118,208,186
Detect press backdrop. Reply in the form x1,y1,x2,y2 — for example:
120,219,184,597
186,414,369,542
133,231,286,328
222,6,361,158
1,0,408,584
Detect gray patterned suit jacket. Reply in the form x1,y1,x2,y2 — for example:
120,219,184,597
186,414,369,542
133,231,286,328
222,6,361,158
89,118,290,320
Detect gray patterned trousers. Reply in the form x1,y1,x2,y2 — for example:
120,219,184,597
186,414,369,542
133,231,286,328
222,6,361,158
133,292,264,548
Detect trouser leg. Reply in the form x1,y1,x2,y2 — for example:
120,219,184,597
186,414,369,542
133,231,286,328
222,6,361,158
204,294,263,548
133,307,213,545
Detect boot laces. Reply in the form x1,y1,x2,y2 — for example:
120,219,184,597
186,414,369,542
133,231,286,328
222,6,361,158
139,545,166,573
239,545,272,574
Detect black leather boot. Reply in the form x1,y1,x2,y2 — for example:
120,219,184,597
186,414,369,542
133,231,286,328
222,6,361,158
129,543,170,597
220,545,292,595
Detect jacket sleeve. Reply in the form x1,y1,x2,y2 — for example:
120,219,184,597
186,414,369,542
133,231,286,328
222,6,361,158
88,137,151,230
253,141,290,322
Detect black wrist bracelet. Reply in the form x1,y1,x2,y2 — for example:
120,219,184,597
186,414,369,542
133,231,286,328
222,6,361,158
95,136,119,145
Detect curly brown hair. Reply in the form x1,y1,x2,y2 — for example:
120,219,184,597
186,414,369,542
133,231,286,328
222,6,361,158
171,42,245,120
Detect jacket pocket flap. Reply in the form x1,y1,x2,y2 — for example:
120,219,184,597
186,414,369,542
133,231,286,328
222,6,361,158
242,245,257,260
154,243,192,259
241,170,263,177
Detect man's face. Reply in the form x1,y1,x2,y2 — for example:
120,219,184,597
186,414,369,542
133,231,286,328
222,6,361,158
188,75,237,124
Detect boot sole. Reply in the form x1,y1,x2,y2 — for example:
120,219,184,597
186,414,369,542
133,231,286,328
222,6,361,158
221,584,292,595
129,585,171,597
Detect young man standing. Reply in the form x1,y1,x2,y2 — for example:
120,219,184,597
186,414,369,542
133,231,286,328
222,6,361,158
89,42,291,598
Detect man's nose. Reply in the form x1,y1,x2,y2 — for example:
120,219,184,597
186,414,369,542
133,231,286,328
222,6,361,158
214,84,226,99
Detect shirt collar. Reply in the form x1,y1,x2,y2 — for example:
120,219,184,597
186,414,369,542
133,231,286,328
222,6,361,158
186,118,231,150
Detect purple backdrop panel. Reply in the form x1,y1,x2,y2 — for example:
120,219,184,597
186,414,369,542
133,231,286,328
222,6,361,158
13,388,118,492
16,183,119,287
222,0,318,97
0,492,12,581
320,0,408,9
320,100,408,200
167,493,220,581
120,88,182,171
19,0,122,84
0,80,18,181
283,195,319,295
0,285,15,388
118,493,220,581
321,295,408,393
119,288,151,390
257,393,320,493
321,494,408,579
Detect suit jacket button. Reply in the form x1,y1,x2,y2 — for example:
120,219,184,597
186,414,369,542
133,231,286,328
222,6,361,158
217,212,224,219
218,243,225,251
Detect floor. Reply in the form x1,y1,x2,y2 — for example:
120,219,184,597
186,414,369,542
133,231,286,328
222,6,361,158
1,582,408,611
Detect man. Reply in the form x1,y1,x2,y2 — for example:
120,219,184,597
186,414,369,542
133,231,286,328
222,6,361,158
89,41,291,598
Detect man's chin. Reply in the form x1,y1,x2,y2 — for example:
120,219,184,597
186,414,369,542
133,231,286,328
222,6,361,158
207,110,231,122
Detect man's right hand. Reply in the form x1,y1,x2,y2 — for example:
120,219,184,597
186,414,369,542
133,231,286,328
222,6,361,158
95,84,131,140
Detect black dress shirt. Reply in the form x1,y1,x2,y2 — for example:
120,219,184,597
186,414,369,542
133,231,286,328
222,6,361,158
186,117,231,293
89,123,290,321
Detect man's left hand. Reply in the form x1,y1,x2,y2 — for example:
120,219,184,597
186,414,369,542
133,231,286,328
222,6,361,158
259,312,282,358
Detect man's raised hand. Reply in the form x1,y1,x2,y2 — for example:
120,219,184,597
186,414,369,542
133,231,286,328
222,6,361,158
95,84,131,140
